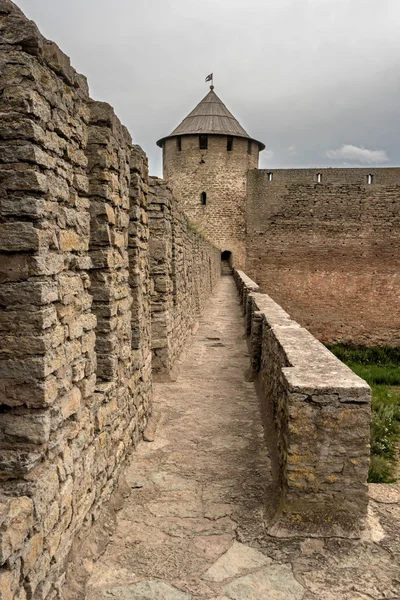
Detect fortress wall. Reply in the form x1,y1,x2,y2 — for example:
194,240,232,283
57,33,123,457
128,146,152,424
0,3,152,598
234,269,371,538
246,168,400,346
163,134,259,268
148,177,220,377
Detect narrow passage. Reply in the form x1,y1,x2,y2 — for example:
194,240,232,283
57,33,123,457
84,277,400,600
85,276,294,599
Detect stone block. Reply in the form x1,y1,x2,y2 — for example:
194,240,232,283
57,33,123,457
0,254,30,284
22,530,44,574
0,449,43,478
0,280,58,307
1,410,51,444
60,387,81,420
59,230,88,252
0,223,43,252
0,568,19,600
0,496,34,565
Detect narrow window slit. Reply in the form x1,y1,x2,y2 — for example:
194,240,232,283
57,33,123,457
227,136,233,152
201,191,207,205
268,172,273,181
367,174,374,185
199,135,208,150
176,136,182,151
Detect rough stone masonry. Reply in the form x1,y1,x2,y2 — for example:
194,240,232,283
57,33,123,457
234,269,371,538
0,2,219,599
0,1,378,599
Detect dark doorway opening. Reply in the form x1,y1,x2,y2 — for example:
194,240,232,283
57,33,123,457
221,250,232,275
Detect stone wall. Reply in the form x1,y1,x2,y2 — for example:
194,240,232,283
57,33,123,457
246,168,400,346
148,177,220,377
162,134,259,268
0,3,152,598
234,269,371,538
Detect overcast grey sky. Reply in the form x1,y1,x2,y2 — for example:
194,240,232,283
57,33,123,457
16,0,400,176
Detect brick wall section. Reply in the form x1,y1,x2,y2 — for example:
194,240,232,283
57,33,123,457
0,3,152,599
148,177,220,377
162,134,259,268
234,269,371,538
246,168,400,346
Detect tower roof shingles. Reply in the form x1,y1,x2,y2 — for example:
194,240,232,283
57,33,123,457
156,88,265,150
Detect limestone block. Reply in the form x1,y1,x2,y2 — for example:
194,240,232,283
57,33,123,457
0,223,44,252
0,170,47,193
22,530,44,574
59,230,88,252
0,449,43,478
0,254,30,283
0,567,19,600
0,4,43,57
0,280,58,307
0,496,33,565
1,410,51,444
60,387,81,420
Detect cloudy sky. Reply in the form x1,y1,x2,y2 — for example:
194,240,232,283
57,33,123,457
17,0,400,175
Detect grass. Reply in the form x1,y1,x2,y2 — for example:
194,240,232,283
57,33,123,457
327,344,400,483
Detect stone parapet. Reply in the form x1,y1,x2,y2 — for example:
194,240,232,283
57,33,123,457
234,269,371,538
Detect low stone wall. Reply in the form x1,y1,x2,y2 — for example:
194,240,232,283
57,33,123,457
148,177,220,377
234,269,371,538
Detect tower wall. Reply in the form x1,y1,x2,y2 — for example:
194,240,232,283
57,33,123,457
162,134,259,268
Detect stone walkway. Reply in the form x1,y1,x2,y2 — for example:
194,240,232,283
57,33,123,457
85,277,400,600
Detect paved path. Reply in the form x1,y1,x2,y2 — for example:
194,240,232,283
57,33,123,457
85,276,400,600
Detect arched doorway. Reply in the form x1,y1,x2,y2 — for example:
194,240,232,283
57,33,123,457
221,250,232,275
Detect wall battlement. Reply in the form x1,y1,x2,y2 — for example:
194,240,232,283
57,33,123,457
254,167,400,185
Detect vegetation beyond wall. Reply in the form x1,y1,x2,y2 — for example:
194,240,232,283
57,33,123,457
246,168,400,346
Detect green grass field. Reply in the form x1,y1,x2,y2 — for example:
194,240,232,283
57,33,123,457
327,345,400,483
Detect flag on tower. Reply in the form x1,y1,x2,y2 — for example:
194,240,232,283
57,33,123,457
205,73,213,82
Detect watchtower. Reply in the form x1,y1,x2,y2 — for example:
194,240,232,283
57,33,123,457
157,86,265,267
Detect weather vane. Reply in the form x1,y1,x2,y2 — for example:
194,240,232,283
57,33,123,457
205,73,214,89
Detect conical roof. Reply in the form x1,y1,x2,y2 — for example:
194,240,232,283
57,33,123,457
157,87,265,150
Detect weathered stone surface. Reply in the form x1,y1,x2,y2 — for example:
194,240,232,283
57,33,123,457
148,177,220,378
0,3,152,598
202,542,270,582
234,269,371,537
0,496,33,565
223,565,305,600
246,168,400,346
101,581,191,600
162,133,257,269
